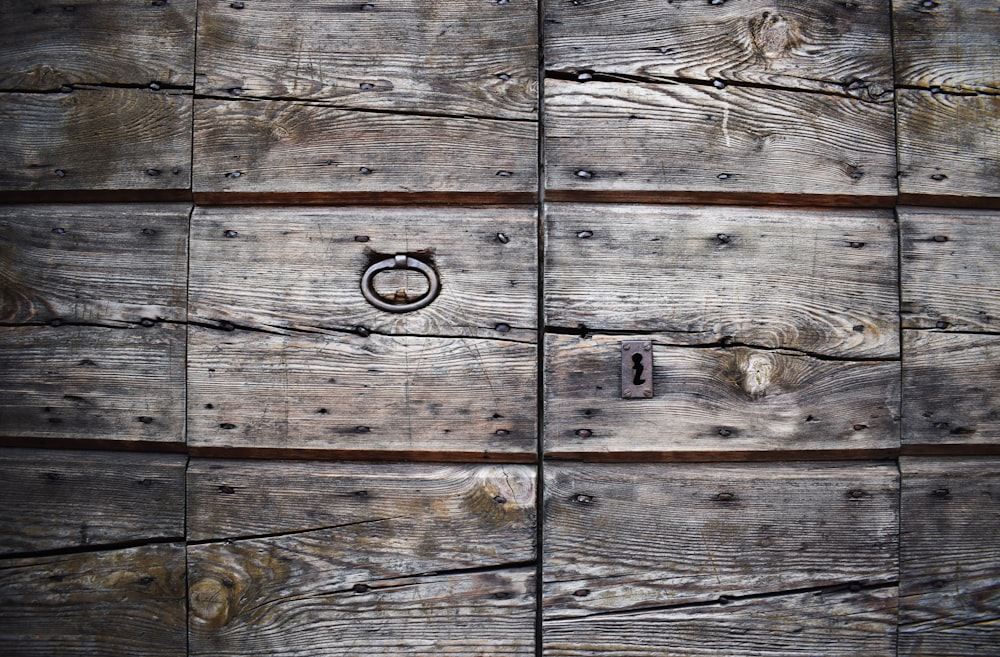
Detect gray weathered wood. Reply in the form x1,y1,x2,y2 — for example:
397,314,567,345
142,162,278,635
544,586,898,657
0,0,195,90
544,79,896,201
196,0,536,119
193,98,536,197
545,204,899,358
902,331,1000,448
546,335,899,459
546,0,893,97
1,203,190,325
188,460,536,656
896,90,1000,203
0,88,192,191
901,208,1000,332
893,0,999,95
544,462,899,618
900,457,1000,656
189,206,536,340
0,449,184,556
0,324,186,444
0,544,187,657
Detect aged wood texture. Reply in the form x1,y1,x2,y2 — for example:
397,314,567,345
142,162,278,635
0,203,190,325
900,457,1000,656
188,460,536,656
0,0,195,90
902,331,1000,448
893,0,999,95
545,0,892,95
0,449,184,556
0,544,187,657
897,90,1000,203
545,204,899,358
543,462,898,654
193,0,537,198
901,208,1000,332
544,587,898,657
546,335,899,459
0,88,193,191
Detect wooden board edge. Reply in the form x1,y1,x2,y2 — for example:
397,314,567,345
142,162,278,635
543,190,898,209
0,190,195,203
193,191,538,206
187,446,538,463
900,444,1000,457
543,448,901,463
0,436,187,453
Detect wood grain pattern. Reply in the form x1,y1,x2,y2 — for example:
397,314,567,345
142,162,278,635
189,206,536,341
899,457,1000,656
546,335,899,459
902,331,1000,447
0,449,184,556
897,89,1000,202
0,87,192,191
188,460,536,656
544,77,896,200
546,0,893,97
1,203,190,325
545,204,899,358
901,208,1000,331
188,327,535,458
0,544,187,657
544,587,898,657
544,462,898,616
0,0,195,90
193,98,536,196
196,0,536,119
0,324,186,444
893,0,1000,94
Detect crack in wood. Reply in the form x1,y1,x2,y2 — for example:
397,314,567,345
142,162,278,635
186,516,406,547
0,537,184,561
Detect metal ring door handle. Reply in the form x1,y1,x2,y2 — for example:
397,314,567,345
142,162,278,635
360,254,441,313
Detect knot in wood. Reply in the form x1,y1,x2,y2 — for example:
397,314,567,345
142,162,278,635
749,11,797,60
740,352,774,400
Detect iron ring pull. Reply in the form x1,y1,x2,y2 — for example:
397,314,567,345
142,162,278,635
360,254,441,313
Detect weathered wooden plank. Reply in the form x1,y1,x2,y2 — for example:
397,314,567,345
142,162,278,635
546,335,899,459
1,203,190,325
893,0,999,95
0,88,192,191
545,204,899,358
193,98,536,197
0,0,195,90
0,449,184,556
902,331,1000,448
896,89,1000,203
188,460,536,656
0,543,187,657
196,0,536,119
0,324,186,445
544,586,898,657
901,208,1000,331
544,462,899,618
544,78,896,202
546,0,893,97
900,457,1000,656
189,206,536,340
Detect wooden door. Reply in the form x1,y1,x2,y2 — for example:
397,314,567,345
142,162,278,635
2,1,1000,655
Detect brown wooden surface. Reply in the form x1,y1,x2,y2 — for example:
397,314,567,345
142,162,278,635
545,204,899,358
896,90,1000,203
0,203,190,325
0,87,192,191
546,335,899,459
188,460,536,656
0,449,184,556
0,543,187,657
893,0,999,95
900,457,1000,656
902,331,1000,448
0,0,195,90
544,462,898,617
901,208,1000,332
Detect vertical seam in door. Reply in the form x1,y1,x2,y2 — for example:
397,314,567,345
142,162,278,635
535,0,546,655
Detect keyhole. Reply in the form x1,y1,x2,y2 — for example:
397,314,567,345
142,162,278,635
631,353,646,386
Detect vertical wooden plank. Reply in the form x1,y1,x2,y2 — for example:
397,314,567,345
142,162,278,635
900,457,1000,656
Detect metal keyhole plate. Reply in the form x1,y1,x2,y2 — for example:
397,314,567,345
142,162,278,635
621,340,653,399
